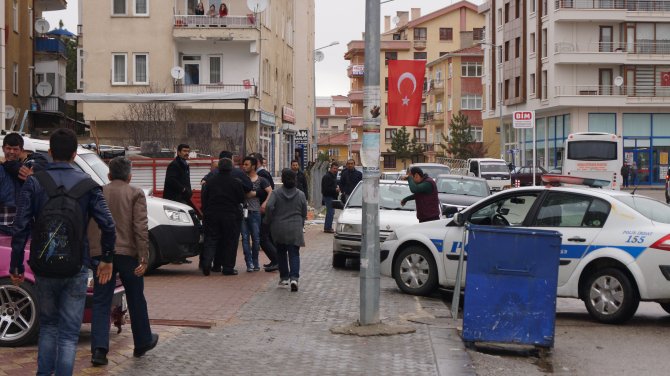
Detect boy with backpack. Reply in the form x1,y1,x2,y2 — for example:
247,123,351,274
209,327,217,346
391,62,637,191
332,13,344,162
9,128,116,376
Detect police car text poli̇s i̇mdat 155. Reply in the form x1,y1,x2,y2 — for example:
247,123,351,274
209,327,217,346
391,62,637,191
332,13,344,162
380,184,670,324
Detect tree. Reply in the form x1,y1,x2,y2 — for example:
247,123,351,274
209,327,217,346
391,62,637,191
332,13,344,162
388,126,424,168
440,112,487,160
116,84,177,150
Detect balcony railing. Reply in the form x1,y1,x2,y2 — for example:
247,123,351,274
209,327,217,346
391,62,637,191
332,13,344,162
36,97,67,113
347,116,364,128
427,79,444,92
414,40,427,50
35,38,66,55
424,111,444,123
555,40,670,54
173,14,257,29
173,83,257,96
555,0,670,11
555,84,670,97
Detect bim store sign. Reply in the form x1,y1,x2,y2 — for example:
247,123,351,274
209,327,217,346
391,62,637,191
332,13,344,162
513,111,535,129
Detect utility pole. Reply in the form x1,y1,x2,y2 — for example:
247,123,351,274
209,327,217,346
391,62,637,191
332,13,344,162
360,0,381,325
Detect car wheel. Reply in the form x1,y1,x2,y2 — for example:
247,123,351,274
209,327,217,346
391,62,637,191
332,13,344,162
332,254,347,269
659,302,670,315
582,268,639,324
393,245,438,296
0,279,39,347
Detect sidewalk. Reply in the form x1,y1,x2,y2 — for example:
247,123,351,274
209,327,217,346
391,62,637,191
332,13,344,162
114,226,475,376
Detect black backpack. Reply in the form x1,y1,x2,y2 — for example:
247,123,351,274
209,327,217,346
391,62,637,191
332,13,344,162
28,171,99,278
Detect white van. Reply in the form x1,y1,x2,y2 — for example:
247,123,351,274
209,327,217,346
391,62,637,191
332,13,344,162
2,137,202,270
466,158,511,191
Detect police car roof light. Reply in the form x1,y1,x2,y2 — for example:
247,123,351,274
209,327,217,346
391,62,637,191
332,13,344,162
541,174,610,188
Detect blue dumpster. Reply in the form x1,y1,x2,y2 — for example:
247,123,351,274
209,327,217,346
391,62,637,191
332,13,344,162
461,224,562,348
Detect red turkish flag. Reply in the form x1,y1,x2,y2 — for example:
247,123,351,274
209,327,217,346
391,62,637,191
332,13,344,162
662,72,670,87
388,60,426,126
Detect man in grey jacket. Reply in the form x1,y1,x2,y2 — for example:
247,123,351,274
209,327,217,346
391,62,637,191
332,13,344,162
264,169,307,291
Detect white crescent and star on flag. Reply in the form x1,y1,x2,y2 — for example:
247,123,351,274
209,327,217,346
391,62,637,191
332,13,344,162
664,72,670,82
397,72,417,106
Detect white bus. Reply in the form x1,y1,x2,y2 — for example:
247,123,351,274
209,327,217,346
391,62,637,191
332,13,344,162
563,132,622,190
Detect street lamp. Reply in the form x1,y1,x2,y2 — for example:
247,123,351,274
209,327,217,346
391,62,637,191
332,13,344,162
312,41,340,161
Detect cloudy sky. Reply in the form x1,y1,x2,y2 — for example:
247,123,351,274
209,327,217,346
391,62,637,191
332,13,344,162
43,0,483,96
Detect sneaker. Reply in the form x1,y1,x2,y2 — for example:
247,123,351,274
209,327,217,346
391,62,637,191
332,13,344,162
253,266,261,272
278,279,289,286
290,280,299,292
247,267,254,273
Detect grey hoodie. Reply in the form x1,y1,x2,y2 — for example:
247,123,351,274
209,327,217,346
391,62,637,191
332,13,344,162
265,186,307,247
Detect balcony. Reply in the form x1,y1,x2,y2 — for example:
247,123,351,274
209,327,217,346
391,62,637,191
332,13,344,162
173,15,259,41
35,38,67,56
174,15,257,29
555,0,670,11
35,0,67,11
554,0,670,21
347,116,364,128
414,40,427,50
554,84,670,106
427,79,444,94
173,83,257,96
424,111,444,125
35,97,67,114
348,89,364,102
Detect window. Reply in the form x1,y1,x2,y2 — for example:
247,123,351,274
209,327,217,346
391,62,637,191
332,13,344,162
473,28,484,41
504,79,510,100
533,193,610,228
461,62,482,77
541,28,547,57
320,118,329,128
542,0,548,16
471,127,483,142
461,95,482,110
497,8,502,26
414,129,427,143
262,59,270,93
515,76,520,97
414,28,427,41
13,63,18,95
385,129,397,143
134,0,148,15
515,37,521,58
530,73,536,95
414,52,427,60
392,33,401,40
12,0,18,32
504,41,510,61
504,3,510,23
448,63,453,78
541,70,548,99
531,0,536,13
112,53,127,84
530,33,536,53
29,8,33,38
385,77,388,91
383,154,397,169
133,53,148,84
113,0,127,15
385,51,397,65
439,28,453,41
470,193,539,226
448,97,453,111
209,55,221,83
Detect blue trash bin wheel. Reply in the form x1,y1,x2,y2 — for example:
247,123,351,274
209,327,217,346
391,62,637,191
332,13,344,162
393,245,438,296
581,267,639,324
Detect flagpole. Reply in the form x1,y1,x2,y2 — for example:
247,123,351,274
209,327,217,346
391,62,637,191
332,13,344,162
360,0,381,325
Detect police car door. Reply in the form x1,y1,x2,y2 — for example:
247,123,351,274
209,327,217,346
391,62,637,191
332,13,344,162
442,190,543,286
529,191,609,286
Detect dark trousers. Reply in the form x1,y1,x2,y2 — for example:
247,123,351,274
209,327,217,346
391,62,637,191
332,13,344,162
276,243,300,280
260,217,277,265
203,213,241,272
212,219,242,269
91,255,152,351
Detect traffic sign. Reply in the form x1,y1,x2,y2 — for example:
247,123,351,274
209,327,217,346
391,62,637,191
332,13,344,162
513,111,535,129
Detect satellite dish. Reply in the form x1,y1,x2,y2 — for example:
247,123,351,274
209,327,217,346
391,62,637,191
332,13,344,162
614,76,624,87
392,16,400,26
170,66,185,80
36,81,53,97
5,105,15,119
351,131,359,140
314,50,324,62
246,0,268,12
35,19,50,34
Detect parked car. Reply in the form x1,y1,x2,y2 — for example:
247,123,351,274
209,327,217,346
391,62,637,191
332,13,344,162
0,237,126,346
435,174,490,216
409,163,451,179
381,171,405,180
0,137,203,271
381,184,670,324
332,180,420,268
511,165,548,186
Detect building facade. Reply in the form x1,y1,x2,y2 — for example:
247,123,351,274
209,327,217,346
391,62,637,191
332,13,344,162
78,0,313,173
482,0,670,184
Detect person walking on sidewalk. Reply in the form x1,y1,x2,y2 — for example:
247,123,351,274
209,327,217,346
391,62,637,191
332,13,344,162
163,144,192,206
621,163,630,188
321,162,339,233
242,156,272,272
338,159,361,204
88,157,158,366
249,153,279,271
265,169,307,291
292,160,309,202
401,166,441,223
201,158,245,276
10,128,116,376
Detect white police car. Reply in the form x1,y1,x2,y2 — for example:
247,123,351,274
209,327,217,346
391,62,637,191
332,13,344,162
380,185,670,324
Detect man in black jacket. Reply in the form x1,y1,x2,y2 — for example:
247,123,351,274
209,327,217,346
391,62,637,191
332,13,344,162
321,162,339,233
201,158,246,276
163,144,192,205
338,159,361,203
249,152,278,271
291,160,309,202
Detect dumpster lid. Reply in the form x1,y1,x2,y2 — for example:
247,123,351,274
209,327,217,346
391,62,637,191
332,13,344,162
541,174,610,188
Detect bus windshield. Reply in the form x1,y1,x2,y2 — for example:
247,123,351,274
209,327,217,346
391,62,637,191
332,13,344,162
567,140,618,161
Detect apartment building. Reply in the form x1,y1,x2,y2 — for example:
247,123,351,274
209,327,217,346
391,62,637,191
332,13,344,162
78,0,314,173
482,0,670,184
345,1,485,171
316,95,350,135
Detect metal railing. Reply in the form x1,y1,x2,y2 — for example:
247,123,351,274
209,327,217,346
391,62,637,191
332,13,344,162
36,97,67,113
555,0,670,10
173,14,257,28
555,40,670,54
554,84,670,97
173,83,257,96
347,116,364,128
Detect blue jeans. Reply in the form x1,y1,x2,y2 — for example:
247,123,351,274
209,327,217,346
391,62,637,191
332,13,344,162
324,196,335,231
91,255,152,352
35,266,88,376
276,243,300,280
241,210,261,268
